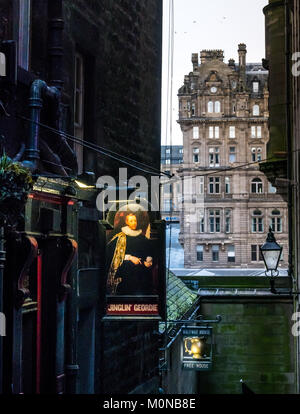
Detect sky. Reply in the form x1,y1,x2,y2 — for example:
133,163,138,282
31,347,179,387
161,0,269,145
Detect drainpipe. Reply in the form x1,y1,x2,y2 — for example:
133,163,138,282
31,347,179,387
22,79,59,171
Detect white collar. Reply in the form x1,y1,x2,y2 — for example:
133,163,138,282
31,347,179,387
121,226,142,237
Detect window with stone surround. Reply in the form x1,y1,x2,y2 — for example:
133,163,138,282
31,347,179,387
251,177,263,193
193,126,199,139
197,245,204,261
209,209,221,233
212,245,220,262
227,245,235,262
225,177,231,194
251,209,264,233
193,147,200,163
251,244,263,261
229,126,236,138
191,103,196,116
229,147,236,163
251,147,262,162
225,209,231,233
208,101,221,113
252,81,259,93
208,177,220,194
209,147,220,167
209,126,219,139
253,104,260,116
270,209,282,233
251,126,262,138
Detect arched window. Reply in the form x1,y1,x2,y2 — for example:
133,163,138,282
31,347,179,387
251,178,263,193
215,101,221,113
253,105,260,116
208,101,213,113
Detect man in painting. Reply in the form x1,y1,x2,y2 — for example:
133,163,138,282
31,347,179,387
106,212,154,296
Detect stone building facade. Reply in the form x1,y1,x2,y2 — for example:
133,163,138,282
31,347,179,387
262,0,300,392
177,45,288,268
160,145,183,222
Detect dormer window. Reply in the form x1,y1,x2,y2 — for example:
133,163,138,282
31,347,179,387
252,81,259,93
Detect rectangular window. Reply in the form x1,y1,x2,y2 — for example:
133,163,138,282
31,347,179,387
212,245,219,262
229,147,236,163
193,148,199,163
15,0,32,70
209,148,220,167
257,126,262,138
251,245,257,261
197,245,204,262
271,217,282,233
251,126,262,138
228,245,235,263
199,216,205,233
225,210,231,233
229,126,235,138
252,217,264,233
191,103,196,116
193,127,199,139
225,177,231,194
74,53,85,175
253,82,259,93
208,177,220,194
209,126,219,139
209,210,220,233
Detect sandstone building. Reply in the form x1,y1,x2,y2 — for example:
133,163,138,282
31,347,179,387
177,45,288,268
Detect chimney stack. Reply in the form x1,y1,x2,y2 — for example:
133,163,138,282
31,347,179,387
238,43,247,87
191,53,198,71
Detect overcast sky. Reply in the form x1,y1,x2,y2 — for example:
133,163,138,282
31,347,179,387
161,0,269,145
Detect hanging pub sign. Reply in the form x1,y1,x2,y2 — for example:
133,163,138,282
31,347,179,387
103,200,166,320
181,326,213,371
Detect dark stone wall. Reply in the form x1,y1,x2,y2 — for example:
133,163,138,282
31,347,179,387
161,333,199,394
0,0,162,394
62,0,162,177
100,321,159,394
199,298,295,394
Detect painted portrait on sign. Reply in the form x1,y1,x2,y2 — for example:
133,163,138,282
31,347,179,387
103,200,166,320
106,203,158,297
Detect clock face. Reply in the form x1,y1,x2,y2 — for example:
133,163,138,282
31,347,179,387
210,86,217,93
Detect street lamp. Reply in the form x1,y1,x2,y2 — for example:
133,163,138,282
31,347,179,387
260,227,282,293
